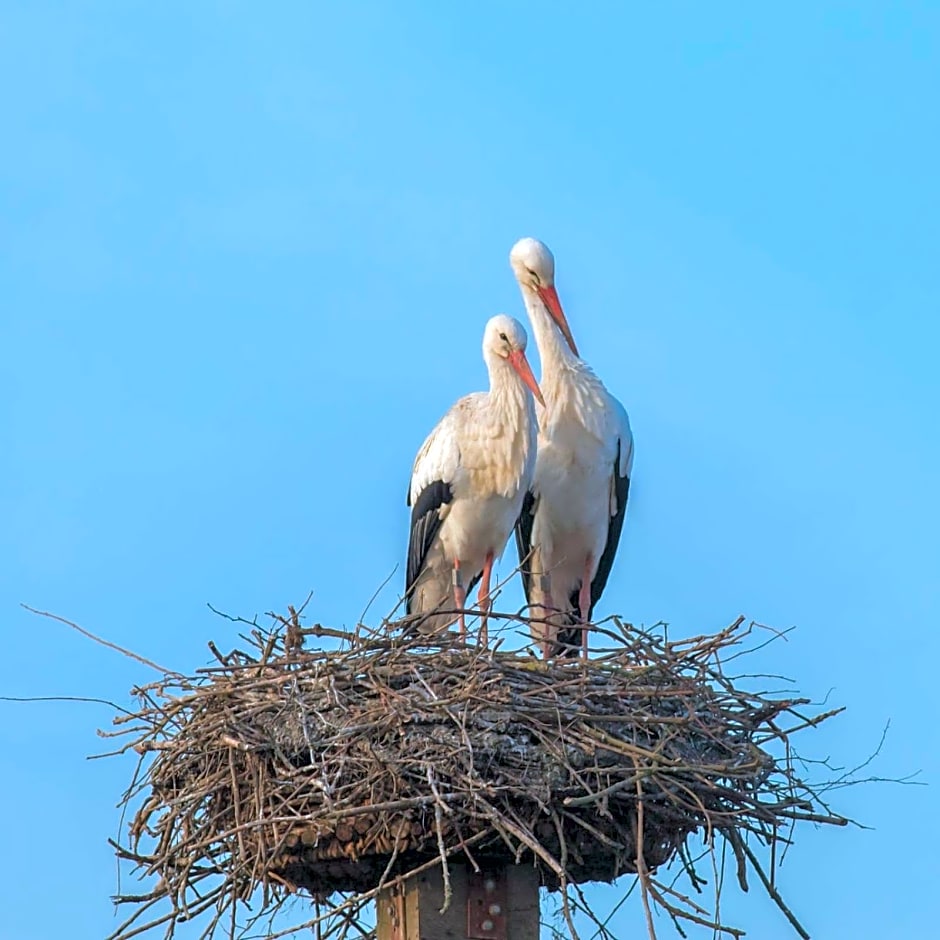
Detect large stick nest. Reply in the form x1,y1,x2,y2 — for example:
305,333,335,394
107,612,848,940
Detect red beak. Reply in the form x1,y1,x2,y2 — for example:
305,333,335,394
536,284,580,357
508,349,545,407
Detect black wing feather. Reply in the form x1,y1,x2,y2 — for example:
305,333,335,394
465,571,483,598
513,489,537,605
405,480,453,612
588,439,631,617
554,607,582,657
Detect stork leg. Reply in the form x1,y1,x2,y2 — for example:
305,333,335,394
539,572,555,660
477,551,494,648
452,559,467,640
578,554,594,660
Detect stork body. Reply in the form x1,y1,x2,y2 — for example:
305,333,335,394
511,238,634,658
405,315,542,640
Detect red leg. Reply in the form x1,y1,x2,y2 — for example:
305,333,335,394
540,573,554,660
578,555,593,660
452,559,467,640
477,551,494,647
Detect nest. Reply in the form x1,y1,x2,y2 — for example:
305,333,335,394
107,611,848,940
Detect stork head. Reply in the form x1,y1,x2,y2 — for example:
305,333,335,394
484,314,544,407
509,237,579,357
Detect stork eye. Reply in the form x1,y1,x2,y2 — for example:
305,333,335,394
526,268,541,286
498,331,508,342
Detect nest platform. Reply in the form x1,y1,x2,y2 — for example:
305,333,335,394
108,613,847,940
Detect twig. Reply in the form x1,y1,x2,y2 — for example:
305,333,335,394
87,606,870,940
21,605,173,674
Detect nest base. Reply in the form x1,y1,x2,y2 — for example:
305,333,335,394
109,614,848,940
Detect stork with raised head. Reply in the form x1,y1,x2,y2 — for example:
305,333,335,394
510,237,634,659
405,314,543,641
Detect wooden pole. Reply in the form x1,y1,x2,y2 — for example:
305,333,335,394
377,863,539,940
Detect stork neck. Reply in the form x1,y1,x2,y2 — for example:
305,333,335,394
520,286,581,382
485,354,531,415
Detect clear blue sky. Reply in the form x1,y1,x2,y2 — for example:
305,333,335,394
3,3,938,938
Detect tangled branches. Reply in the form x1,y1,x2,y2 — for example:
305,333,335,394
104,612,849,940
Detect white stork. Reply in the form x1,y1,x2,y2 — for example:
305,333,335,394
510,237,635,659
405,314,543,642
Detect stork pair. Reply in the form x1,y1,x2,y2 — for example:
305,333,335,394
405,238,634,659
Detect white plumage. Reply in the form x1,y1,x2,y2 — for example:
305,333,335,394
510,237,635,658
405,314,543,640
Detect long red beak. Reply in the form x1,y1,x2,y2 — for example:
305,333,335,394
508,350,545,407
537,284,580,357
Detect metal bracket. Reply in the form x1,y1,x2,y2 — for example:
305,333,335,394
467,868,508,940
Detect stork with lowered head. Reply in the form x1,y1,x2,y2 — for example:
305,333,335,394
510,238,635,659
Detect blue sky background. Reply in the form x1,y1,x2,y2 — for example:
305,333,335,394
3,2,938,937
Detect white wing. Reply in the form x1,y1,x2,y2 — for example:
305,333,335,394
609,393,635,481
588,390,634,614
405,395,483,605
408,395,482,505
